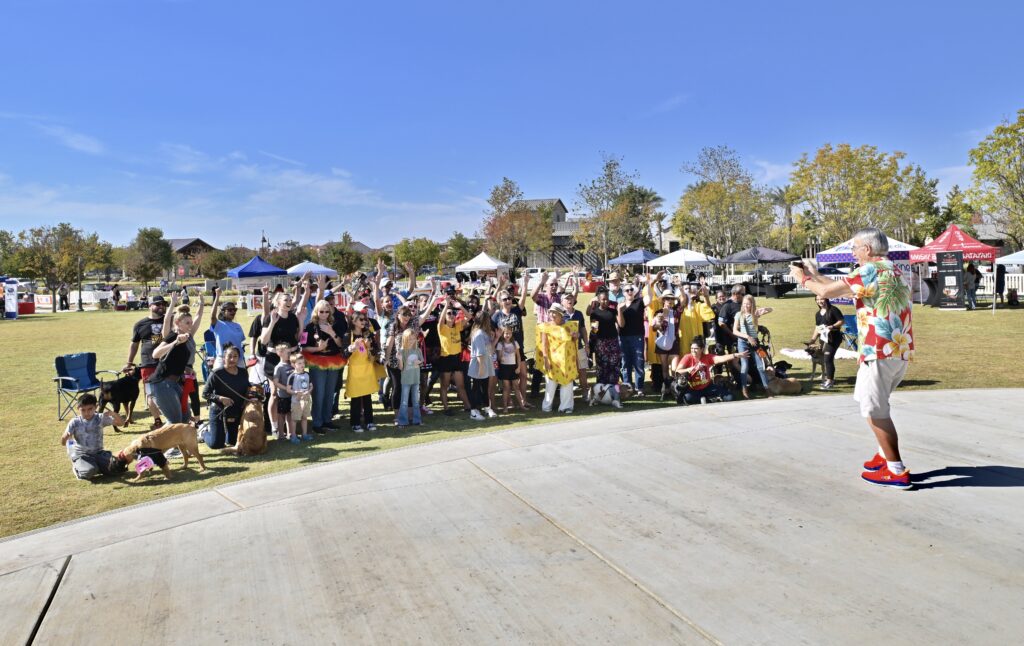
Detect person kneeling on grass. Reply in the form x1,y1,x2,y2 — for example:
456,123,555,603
61,393,127,480
671,336,747,405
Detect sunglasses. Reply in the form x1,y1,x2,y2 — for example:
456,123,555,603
501,297,511,302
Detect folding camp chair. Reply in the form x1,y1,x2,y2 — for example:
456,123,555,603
54,353,121,420
200,328,217,382
842,314,858,351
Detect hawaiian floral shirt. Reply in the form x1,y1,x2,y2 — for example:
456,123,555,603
843,260,913,363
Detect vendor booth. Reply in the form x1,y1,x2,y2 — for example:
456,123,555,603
816,236,920,304
227,256,288,312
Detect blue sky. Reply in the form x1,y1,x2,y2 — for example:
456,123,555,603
2,0,1022,249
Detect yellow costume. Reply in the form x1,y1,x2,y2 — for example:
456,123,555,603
678,302,715,346
539,320,579,386
345,336,379,399
645,296,663,365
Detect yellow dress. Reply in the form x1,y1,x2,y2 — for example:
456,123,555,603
345,337,378,399
678,302,715,347
645,297,663,365
539,321,579,386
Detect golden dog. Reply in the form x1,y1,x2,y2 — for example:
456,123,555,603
222,399,267,457
764,365,803,396
117,423,206,481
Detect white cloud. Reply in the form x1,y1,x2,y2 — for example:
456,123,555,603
753,160,794,185
644,93,690,117
35,124,105,155
159,143,219,174
258,150,305,167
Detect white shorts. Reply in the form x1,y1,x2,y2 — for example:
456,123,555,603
853,359,908,418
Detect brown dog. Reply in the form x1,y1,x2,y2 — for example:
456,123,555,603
803,340,824,382
764,365,803,396
222,399,267,457
117,423,207,481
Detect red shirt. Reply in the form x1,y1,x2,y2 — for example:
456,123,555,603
680,353,716,391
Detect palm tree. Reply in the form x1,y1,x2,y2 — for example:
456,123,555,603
770,185,797,251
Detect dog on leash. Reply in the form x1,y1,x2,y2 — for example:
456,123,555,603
802,340,825,382
222,393,267,457
99,366,140,431
116,423,206,481
588,383,635,407
764,363,803,396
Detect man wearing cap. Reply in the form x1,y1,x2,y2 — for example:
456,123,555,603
208,286,246,371
606,271,626,304
125,294,169,429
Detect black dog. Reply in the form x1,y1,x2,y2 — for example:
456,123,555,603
99,367,141,432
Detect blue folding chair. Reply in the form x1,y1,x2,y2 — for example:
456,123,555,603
842,314,859,351
54,353,120,420
200,329,217,382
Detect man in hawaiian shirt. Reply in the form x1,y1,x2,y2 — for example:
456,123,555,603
790,227,914,490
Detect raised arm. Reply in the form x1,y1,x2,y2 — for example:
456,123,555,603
789,262,854,300
404,261,417,292
188,289,206,336
209,286,221,329
259,310,279,346
531,271,548,302
517,272,529,310
293,279,311,334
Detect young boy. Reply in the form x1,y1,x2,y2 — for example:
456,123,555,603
61,393,126,480
289,354,314,442
271,342,296,442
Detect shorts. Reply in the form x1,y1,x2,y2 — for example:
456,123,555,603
291,392,311,421
276,397,293,414
498,363,519,381
853,359,908,418
140,366,157,396
654,339,680,355
436,354,461,373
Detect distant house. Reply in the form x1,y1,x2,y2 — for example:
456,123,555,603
515,199,602,269
166,238,220,278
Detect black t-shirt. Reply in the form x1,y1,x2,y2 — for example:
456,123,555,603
492,306,526,349
816,305,844,347
619,298,645,337
717,300,742,343
263,312,300,370
131,316,165,368
590,306,619,340
303,321,343,356
149,334,190,382
248,315,266,358
203,367,251,410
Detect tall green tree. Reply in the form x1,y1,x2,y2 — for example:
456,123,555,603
15,223,106,312
194,249,237,278
443,232,482,266
0,229,20,275
479,178,552,267
126,227,174,291
318,232,364,277
968,109,1024,249
265,240,309,269
672,146,774,262
791,143,912,245
394,237,441,273
573,153,637,266
769,184,798,251
924,185,977,239
613,184,663,251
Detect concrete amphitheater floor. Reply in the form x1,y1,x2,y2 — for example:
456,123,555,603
2,388,1022,645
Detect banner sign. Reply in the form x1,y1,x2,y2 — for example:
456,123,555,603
936,250,965,309
4,280,18,319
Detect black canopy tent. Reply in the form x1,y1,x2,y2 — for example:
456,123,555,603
721,246,800,298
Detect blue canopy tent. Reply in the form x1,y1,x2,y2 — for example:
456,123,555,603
608,249,659,266
227,255,288,278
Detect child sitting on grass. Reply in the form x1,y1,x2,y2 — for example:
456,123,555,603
288,354,313,442
61,393,126,480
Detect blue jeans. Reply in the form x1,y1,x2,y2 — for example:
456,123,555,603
619,335,645,391
966,287,978,309
737,338,770,389
309,366,340,428
397,383,421,425
149,378,185,424
202,403,240,448
683,383,735,404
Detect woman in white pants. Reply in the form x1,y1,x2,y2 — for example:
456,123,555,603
541,304,579,413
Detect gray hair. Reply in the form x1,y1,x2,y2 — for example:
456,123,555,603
854,227,889,256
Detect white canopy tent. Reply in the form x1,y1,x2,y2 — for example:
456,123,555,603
286,260,339,277
455,252,510,274
995,250,1024,265
645,248,718,268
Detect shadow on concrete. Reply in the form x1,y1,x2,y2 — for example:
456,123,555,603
899,379,940,387
912,466,1024,489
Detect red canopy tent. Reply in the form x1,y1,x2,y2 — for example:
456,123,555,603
909,224,999,263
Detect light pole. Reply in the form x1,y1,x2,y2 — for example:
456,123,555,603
76,256,83,312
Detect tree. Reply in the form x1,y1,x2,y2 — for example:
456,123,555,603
923,185,977,240
968,109,1024,249
479,178,552,267
573,153,637,266
318,232,364,277
791,143,912,245
671,146,775,262
0,229,20,275
194,249,237,279
769,184,798,251
393,237,441,273
265,240,309,269
442,232,482,266
613,184,663,251
125,228,174,291
15,223,105,312
893,166,938,245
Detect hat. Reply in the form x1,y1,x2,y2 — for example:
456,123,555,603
607,271,621,283
150,295,167,305
352,302,367,312
323,289,333,299
548,303,568,318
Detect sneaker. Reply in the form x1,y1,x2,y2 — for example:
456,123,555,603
470,410,485,421
366,424,377,432
289,436,300,445
484,407,497,418
352,425,364,433
422,406,434,416
862,453,887,471
861,465,912,489
820,380,833,391
561,408,573,414
164,447,182,459
700,396,708,405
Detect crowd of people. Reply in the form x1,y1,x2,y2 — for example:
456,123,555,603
62,227,918,489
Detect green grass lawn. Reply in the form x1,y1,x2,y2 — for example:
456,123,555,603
1,293,1021,539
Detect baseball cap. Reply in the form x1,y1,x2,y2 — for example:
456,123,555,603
150,295,167,305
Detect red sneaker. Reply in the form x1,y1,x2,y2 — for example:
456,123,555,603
863,453,886,471
861,465,912,490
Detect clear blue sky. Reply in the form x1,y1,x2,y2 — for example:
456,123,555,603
2,0,1022,249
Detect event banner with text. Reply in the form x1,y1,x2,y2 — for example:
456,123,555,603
936,250,965,309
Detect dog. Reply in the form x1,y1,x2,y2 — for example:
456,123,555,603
764,364,803,396
116,423,206,481
99,366,140,431
803,340,825,382
222,394,267,457
588,383,635,408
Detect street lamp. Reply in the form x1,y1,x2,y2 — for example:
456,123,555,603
260,231,269,256
76,256,83,312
